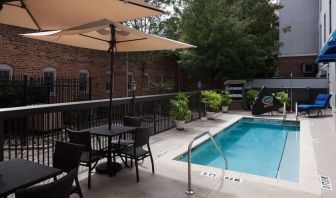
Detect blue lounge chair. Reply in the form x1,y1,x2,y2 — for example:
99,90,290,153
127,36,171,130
297,94,331,117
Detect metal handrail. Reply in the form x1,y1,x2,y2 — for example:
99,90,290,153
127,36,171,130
185,131,228,195
283,102,286,120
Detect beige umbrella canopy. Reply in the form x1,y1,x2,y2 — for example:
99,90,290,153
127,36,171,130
22,19,195,129
0,0,164,30
21,19,195,51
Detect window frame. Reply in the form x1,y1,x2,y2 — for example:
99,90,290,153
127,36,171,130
79,69,90,92
106,71,115,92
127,72,134,91
324,13,327,43
42,67,57,95
143,73,149,90
0,64,13,80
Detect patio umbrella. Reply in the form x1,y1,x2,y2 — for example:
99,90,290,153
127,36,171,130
0,0,164,30
22,19,195,129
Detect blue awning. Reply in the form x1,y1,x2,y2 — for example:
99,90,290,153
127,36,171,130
316,30,336,63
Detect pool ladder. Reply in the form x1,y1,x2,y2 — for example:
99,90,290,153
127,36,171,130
185,131,228,195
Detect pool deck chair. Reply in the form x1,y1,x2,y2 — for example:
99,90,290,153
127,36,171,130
297,94,331,117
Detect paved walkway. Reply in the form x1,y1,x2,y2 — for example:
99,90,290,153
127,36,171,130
74,110,336,198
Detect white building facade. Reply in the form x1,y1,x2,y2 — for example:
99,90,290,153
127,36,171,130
278,0,319,77
319,0,336,106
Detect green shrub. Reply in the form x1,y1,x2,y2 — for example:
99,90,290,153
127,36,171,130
245,89,259,106
201,91,222,112
169,93,192,121
221,91,232,106
275,91,289,106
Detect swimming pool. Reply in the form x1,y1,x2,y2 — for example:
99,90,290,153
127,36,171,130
177,118,300,182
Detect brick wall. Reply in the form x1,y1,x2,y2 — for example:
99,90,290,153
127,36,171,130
278,55,318,77
0,24,182,99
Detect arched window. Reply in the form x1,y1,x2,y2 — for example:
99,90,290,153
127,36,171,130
79,69,89,92
43,67,57,93
0,64,13,80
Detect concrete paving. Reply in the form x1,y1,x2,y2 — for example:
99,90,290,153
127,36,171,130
72,110,336,198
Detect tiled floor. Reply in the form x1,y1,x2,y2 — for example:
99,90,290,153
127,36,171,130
74,110,336,198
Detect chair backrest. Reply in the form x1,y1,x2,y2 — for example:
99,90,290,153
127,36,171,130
134,125,153,148
124,116,142,127
53,141,83,173
313,94,332,108
15,168,77,198
66,128,91,151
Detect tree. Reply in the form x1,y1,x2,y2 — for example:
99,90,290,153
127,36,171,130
180,0,281,86
124,0,183,95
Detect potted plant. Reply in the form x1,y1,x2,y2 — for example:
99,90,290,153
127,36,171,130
275,91,289,112
221,91,232,113
245,89,259,110
201,91,222,119
170,93,192,130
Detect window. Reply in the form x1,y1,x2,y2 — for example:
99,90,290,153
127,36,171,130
324,13,327,43
330,0,332,34
79,69,89,92
106,72,115,92
0,64,13,80
158,74,164,83
320,24,322,48
127,72,133,90
106,71,113,91
143,73,149,90
43,67,56,93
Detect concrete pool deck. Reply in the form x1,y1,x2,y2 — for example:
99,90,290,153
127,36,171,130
74,110,336,198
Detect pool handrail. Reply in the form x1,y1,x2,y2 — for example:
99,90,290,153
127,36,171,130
185,131,228,195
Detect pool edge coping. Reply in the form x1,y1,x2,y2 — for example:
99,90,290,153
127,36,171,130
157,115,321,195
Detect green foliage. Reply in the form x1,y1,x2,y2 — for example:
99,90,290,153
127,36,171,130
151,80,175,93
221,91,232,106
201,91,222,111
180,0,281,84
275,91,289,106
245,89,259,106
169,93,192,121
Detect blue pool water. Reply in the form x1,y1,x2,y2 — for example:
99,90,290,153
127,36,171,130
178,118,300,182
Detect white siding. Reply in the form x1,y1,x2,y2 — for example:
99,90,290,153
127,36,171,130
320,0,336,106
279,0,319,56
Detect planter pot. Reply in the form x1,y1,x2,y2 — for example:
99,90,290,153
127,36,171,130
175,120,186,130
278,107,284,113
207,112,215,120
222,106,229,113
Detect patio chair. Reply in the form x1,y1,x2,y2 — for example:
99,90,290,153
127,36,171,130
297,94,331,117
120,125,154,182
66,128,110,189
15,168,78,198
112,116,142,148
52,141,83,198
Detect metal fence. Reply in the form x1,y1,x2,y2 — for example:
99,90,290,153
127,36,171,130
0,91,208,165
0,75,91,108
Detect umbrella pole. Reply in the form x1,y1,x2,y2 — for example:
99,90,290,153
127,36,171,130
109,24,116,130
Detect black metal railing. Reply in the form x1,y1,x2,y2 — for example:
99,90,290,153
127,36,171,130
0,91,209,166
0,75,91,108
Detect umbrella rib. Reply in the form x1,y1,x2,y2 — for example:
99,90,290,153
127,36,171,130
79,34,109,43
19,0,41,30
119,0,164,13
116,38,147,43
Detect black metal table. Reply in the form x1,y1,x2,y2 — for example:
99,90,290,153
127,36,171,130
0,158,62,197
90,125,136,177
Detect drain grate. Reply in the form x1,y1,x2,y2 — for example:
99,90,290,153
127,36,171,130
320,176,332,190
